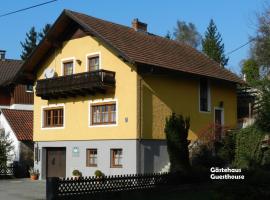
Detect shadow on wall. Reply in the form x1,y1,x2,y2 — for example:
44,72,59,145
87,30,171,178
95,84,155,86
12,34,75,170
141,140,169,173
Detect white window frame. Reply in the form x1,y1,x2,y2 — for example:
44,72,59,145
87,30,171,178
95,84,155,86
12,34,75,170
41,103,65,130
85,52,101,72
88,98,118,128
25,84,34,93
199,79,211,113
61,57,76,76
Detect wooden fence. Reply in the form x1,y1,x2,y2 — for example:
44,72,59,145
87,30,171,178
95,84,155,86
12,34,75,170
47,173,170,200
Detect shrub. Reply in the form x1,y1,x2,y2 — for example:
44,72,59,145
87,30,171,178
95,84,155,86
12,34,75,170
234,125,264,169
94,170,104,177
72,169,82,177
164,113,190,173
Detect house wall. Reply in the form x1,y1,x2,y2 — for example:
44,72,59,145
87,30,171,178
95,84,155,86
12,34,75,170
140,74,237,141
35,140,138,179
33,35,138,141
11,84,33,105
0,88,11,106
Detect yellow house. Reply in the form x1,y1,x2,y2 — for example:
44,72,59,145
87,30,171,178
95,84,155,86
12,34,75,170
20,10,242,179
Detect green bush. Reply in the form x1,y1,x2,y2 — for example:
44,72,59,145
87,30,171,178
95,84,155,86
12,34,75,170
94,170,104,177
234,125,264,169
164,113,190,173
72,169,82,176
217,131,236,165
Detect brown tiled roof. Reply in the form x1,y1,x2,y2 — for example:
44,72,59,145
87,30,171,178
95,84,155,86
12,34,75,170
0,59,23,86
1,109,33,141
21,9,243,83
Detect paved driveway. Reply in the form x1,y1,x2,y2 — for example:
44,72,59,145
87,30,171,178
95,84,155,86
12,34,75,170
0,178,46,200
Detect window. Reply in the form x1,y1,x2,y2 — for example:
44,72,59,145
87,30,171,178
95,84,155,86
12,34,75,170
43,107,64,127
91,102,116,125
199,79,210,112
25,85,33,92
63,61,73,76
88,56,99,71
111,149,122,168
86,149,97,167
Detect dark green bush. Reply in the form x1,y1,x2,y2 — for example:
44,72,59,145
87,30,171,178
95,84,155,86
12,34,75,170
234,125,264,169
164,113,190,173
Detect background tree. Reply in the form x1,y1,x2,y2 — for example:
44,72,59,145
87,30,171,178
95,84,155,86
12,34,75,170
164,113,190,173
251,5,270,76
38,23,51,41
241,59,260,86
202,19,229,67
173,20,201,49
20,23,51,61
165,31,173,40
0,130,14,166
20,26,37,60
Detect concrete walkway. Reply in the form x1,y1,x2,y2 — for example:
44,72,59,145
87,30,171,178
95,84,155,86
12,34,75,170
0,178,46,200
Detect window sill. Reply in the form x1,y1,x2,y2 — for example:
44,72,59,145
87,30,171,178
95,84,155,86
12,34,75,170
110,165,123,168
86,165,97,167
88,123,117,128
41,126,64,130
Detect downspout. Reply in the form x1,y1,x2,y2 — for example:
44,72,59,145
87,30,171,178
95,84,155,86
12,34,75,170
137,71,143,174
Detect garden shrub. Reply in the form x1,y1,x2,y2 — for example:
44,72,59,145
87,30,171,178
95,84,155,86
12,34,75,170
234,125,264,169
164,113,190,173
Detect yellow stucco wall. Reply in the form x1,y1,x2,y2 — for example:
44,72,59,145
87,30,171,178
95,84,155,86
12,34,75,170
34,36,138,141
140,75,237,141
33,34,237,142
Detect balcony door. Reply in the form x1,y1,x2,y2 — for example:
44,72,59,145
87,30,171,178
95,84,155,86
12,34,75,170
88,56,100,72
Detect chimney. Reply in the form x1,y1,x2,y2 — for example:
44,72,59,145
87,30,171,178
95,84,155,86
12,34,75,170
132,18,147,32
0,50,6,61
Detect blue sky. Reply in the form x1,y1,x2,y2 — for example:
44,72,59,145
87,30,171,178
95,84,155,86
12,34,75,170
0,0,266,74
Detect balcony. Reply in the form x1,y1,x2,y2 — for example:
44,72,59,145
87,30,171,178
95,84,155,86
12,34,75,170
36,70,115,100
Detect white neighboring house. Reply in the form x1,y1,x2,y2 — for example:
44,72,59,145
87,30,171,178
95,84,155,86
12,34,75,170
0,51,34,177
0,109,33,167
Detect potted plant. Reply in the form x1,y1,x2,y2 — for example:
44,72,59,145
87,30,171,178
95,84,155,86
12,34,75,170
72,169,82,180
94,170,104,182
29,167,39,180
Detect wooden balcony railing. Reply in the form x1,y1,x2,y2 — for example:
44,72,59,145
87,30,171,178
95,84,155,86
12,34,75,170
36,70,115,100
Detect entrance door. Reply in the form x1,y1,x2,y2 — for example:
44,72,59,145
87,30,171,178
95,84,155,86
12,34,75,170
46,148,66,178
214,108,223,140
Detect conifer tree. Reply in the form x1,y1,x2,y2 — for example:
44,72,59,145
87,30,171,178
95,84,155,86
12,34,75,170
202,19,229,67
20,26,37,60
20,24,51,61
38,23,51,41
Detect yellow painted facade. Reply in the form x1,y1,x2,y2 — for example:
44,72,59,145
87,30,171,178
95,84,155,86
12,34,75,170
140,75,237,141
34,35,237,142
34,36,138,141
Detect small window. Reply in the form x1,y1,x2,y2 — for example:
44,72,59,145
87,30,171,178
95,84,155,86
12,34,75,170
199,79,210,112
43,107,64,128
86,149,97,167
88,56,99,71
91,102,116,125
25,85,33,92
111,149,123,168
63,61,73,76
